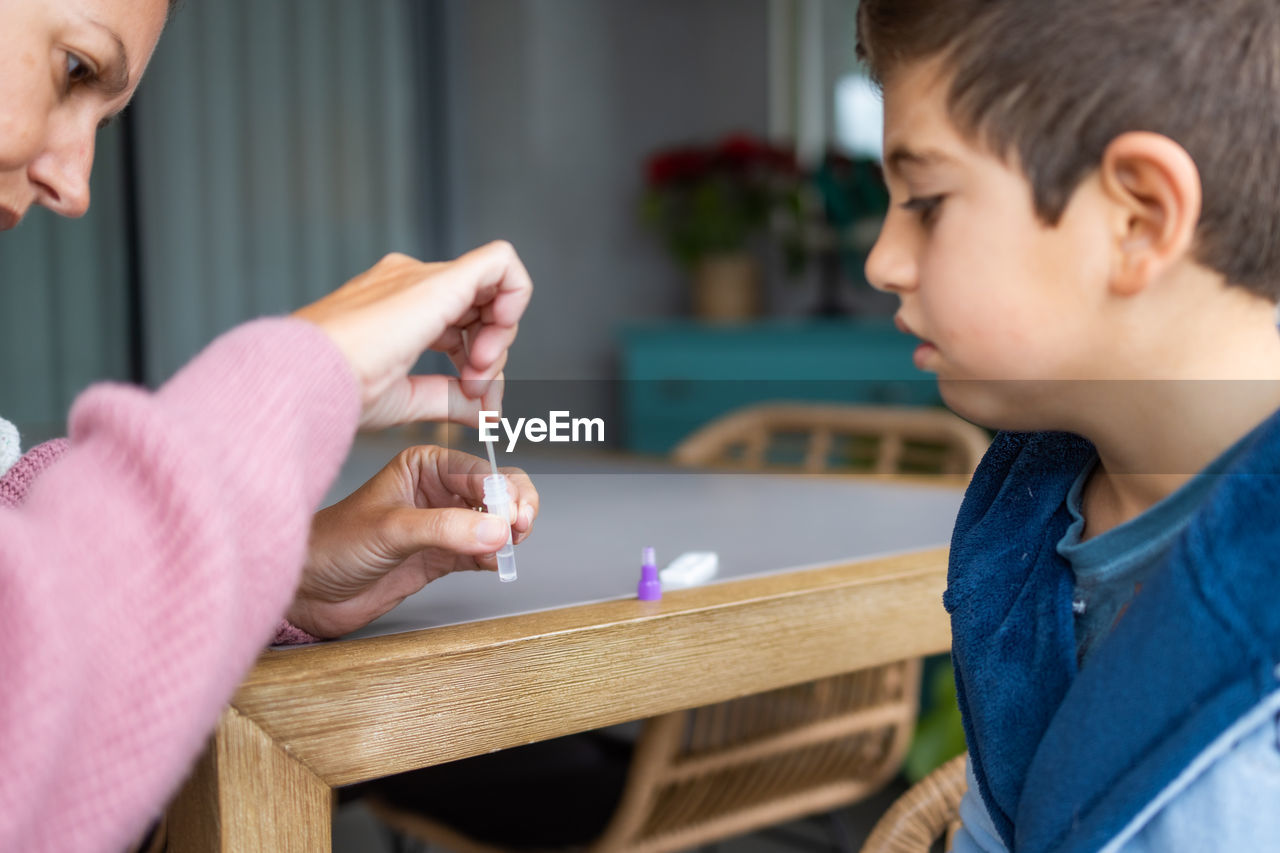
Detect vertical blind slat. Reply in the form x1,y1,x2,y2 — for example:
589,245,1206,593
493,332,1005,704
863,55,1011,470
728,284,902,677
133,0,424,384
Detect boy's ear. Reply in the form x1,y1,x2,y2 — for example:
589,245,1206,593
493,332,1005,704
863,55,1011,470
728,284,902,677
1098,132,1202,297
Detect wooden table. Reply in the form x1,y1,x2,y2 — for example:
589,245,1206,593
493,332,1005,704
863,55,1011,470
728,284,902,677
167,441,964,851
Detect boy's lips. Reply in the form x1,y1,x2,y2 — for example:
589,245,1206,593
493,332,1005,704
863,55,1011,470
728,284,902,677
0,206,19,231
895,314,939,371
912,341,939,371
894,313,928,343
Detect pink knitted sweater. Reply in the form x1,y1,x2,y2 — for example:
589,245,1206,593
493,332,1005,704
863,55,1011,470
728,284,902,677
0,317,359,852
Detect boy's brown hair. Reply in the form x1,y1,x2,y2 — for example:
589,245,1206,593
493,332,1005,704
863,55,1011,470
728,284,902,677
857,0,1280,300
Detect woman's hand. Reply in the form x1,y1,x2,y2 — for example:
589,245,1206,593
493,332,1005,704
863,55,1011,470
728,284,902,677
294,242,533,430
287,445,539,639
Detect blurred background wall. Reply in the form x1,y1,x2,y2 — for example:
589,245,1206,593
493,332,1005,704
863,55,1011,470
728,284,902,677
450,0,770,380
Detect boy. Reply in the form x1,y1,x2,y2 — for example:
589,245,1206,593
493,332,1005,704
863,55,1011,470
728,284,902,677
857,2,1280,851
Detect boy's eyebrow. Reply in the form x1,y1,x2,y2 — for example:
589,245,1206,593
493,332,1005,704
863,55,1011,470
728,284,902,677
885,144,953,176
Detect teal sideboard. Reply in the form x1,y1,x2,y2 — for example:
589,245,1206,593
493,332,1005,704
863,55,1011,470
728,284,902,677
619,318,943,454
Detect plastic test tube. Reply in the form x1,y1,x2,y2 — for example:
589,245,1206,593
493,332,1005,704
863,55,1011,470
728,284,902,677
463,328,517,582
482,441,518,582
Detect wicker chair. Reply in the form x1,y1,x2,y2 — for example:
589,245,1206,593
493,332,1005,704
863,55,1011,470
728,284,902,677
367,667,923,853
364,404,988,853
672,404,990,477
859,754,967,853
672,404,984,849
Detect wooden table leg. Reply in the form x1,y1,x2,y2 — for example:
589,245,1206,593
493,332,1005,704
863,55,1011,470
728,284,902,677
168,706,333,852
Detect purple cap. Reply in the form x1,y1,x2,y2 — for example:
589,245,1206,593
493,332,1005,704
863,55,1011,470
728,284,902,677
637,547,661,601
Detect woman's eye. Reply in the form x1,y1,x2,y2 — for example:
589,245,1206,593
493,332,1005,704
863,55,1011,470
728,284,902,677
66,53,95,87
902,195,946,227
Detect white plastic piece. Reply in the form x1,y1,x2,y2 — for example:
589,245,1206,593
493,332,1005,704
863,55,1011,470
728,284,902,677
659,551,718,589
483,474,518,582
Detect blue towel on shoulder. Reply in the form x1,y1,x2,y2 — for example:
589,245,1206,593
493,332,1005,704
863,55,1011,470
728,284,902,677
947,414,1280,852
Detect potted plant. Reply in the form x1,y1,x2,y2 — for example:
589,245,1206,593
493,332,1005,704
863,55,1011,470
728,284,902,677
641,134,799,321
776,151,892,316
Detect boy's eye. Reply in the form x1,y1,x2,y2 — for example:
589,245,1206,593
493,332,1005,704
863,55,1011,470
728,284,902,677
902,195,946,227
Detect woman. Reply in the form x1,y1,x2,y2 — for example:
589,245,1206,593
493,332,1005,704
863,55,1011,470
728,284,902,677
0,0,539,849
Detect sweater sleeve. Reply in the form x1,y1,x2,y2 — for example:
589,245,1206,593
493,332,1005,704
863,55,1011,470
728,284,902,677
5,446,324,649
0,316,359,853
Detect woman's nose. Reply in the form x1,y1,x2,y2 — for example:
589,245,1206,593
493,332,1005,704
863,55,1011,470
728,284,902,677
864,216,917,295
27,129,95,219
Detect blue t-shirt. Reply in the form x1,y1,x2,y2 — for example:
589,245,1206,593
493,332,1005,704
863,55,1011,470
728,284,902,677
1057,435,1249,665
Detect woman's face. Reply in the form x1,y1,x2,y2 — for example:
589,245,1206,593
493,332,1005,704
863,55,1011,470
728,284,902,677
0,0,167,230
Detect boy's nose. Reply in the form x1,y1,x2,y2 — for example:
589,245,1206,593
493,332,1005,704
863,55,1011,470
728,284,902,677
864,220,917,294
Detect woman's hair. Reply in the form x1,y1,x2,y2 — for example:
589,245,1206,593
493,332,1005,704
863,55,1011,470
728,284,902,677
858,0,1280,299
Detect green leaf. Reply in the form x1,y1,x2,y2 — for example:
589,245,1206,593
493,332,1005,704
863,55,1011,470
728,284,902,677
903,660,967,782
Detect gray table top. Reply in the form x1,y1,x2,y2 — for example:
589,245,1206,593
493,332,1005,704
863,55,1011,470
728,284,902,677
317,436,966,643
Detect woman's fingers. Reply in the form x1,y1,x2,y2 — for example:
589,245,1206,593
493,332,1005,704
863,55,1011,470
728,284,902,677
293,241,533,431
499,466,538,542
365,374,504,431
396,446,539,541
458,323,518,398
383,506,510,561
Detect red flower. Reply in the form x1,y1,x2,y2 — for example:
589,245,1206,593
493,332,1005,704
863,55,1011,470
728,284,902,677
646,148,712,186
645,134,800,186
765,144,800,174
717,133,765,167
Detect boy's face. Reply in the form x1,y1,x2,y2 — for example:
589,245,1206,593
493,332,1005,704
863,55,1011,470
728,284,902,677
867,60,1115,429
